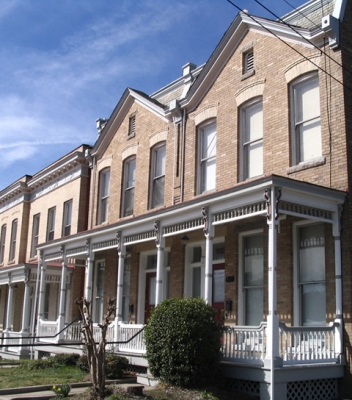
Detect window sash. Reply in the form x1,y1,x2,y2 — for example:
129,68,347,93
292,74,321,163
241,99,263,180
30,214,40,257
123,158,136,216
150,144,166,208
9,220,17,261
47,207,56,241
199,122,216,193
0,225,6,264
62,201,72,237
298,224,326,326
98,169,110,223
243,234,263,326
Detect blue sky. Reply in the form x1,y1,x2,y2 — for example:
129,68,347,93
0,0,304,190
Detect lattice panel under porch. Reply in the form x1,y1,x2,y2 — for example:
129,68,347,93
287,378,337,400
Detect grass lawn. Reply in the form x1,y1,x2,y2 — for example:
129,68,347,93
0,364,88,389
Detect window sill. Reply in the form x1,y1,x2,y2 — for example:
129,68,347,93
241,70,255,81
286,157,326,175
29,256,38,262
8,260,15,265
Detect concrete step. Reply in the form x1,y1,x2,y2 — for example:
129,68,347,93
136,373,159,387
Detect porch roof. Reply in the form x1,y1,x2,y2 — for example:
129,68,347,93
37,174,346,261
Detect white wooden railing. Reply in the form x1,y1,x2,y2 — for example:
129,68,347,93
116,322,146,354
221,323,267,364
37,320,59,343
279,321,340,364
63,321,82,342
2,331,29,353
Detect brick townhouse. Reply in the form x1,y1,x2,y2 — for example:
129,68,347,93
1,0,352,398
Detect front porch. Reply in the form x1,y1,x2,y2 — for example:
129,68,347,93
33,175,346,399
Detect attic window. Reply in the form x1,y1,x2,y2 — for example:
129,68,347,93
128,115,136,139
242,49,255,77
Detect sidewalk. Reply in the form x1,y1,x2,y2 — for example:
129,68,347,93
0,379,143,400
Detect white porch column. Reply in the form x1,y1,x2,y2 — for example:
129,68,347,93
115,232,125,343
203,207,214,305
265,187,282,400
5,281,14,331
37,252,47,320
85,239,94,302
58,246,67,340
333,209,344,360
21,271,31,333
155,221,165,306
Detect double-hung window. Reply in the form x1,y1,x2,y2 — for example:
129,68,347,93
47,207,56,241
241,233,264,326
62,200,72,236
290,72,321,164
9,219,17,261
150,142,166,209
297,223,326,326
122,156,136,217
197,120,216,194
240,98,263,181
0,224,6,264
30,214,40,258
98,168,110,224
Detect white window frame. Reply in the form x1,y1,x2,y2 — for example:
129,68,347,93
9,219,18,262
197,120,216,194
290,72,321,165
30,214,40,258
122,156,136,217
149,142,166,209
47,207,56,241
238,229,264,326
62,200,72,237
239,97,263,181
97,168,110,224
293,221,326,327
0,224,6,264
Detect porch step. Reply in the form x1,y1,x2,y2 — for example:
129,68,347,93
136,373,159,387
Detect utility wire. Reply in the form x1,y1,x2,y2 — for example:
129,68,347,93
283,0,320,29
255,0,352,78
224,0,352,93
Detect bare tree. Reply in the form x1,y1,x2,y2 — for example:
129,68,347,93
76,297,115,400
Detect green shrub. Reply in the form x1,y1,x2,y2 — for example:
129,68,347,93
76,353,128,378
76,354,89,372
19,359,52,370
144,297,222,388
50,353,80,366
105,353,129,379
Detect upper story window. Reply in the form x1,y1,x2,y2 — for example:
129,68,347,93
240,98,263,181
30,214,40,258
97,168,110,224
290,72,321,165
197,120,216,194
62,200,72,237
9,219,18,261
47,207,56,241
150,142,166,209
122,156,136,217
0,224,6,264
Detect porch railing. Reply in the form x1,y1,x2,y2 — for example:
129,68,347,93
63,322,82,342
116,322,146,354
37,320,59,343
2,331,29,353
279,321,340,364
221,322,267,364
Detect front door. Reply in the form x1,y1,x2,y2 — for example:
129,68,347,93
145,272,156,322
213,263,225,323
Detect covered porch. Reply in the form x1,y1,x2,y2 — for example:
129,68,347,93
34,175,346,399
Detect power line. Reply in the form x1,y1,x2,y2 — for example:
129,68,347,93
224,0,352,93
255,0,352,78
